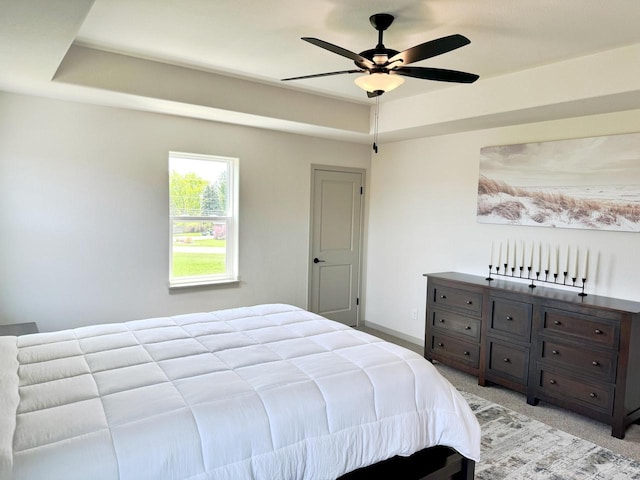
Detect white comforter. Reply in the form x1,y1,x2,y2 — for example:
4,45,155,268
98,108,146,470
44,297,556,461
0,304,480,480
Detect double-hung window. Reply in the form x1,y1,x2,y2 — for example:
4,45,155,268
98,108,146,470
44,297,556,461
169,152,239,287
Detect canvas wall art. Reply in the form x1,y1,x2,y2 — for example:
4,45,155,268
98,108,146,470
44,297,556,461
477,132,640,232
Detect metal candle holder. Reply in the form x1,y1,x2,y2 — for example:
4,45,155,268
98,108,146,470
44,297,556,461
486,264,587,296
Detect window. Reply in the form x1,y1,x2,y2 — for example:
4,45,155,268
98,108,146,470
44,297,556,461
169,152,239,287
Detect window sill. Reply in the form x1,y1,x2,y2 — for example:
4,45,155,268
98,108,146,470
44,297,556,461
169,279,240,291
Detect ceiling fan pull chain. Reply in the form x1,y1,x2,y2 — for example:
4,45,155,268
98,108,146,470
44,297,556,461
373,96,380,153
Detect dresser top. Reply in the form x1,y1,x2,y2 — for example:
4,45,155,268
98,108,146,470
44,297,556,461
424,272,640,314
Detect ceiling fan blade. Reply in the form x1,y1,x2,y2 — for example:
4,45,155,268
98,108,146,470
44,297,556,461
393,66,479,83
302,37,375,68
282,69,364,81
388,34,470,66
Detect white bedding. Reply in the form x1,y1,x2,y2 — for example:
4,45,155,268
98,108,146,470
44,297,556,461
0,304,480,480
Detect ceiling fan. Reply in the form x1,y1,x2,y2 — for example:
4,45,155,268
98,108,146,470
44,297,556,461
282,13,479,98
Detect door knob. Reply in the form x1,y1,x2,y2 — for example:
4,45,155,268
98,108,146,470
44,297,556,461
313,257,325,264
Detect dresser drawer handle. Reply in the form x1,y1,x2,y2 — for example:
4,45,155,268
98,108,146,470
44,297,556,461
506,315,513,321
553,320,561,326
437,342,444,347
503,358,510,363
463,351,470,356
594,329,603,335
590,392,597,398
466,300,473,305
464,325,472,330
440,295,447,299
439,318,446,323
592,361,600,367
552,350,559,355
549,379,557,385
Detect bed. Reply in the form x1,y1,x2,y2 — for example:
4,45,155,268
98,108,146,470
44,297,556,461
0,304,480,480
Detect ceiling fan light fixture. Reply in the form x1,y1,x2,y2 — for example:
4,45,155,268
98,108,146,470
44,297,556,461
372,53,388,65
354,72,404,93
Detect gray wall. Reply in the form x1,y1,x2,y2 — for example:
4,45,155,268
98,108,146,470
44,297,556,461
365,109,640,343
0,92,371,331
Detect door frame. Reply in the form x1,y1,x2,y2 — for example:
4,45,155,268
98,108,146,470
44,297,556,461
308,164,366,326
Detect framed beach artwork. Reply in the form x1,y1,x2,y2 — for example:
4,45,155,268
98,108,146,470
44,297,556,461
477,132,640,232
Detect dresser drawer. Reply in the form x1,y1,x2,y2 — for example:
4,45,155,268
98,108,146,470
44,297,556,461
489,297,532,341
539,339,616,382
541,308,618,349
537,368,613,414
487,340,529,385
430,285,482,317
430,333,479,368
430,309,480,340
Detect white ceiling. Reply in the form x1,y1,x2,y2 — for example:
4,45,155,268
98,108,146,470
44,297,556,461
74,0,640,102
2,0,640,142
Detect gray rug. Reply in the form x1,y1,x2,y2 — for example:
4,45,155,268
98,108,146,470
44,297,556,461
460,391,640,479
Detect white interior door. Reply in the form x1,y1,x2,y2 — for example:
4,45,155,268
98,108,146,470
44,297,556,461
309,167,363,326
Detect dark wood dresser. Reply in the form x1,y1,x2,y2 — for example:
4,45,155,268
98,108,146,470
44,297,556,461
424,271,640,439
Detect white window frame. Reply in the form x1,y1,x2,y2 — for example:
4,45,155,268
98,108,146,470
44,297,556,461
169,151,239,288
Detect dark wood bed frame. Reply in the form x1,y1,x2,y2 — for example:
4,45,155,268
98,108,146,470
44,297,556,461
338,446,475,480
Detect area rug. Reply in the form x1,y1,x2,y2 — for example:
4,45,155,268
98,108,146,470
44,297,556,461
459,391,640,479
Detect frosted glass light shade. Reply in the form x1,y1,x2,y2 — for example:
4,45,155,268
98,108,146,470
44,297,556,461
354,73,404,93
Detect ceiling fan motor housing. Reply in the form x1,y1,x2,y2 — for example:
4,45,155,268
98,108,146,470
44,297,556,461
357,48,400,69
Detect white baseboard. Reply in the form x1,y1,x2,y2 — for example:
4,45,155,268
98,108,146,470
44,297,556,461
362,320,424,347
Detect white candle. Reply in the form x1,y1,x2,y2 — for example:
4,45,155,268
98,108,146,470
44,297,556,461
546,244,550,271
505,241,509,267
490,241,494,265
583,249,589,279
512,241,517,267
564,245,569,273
537,243,541,272
529,242,534,268
573,247,579,278
555,246,559,274
497,242,502,267
520,241,525,268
